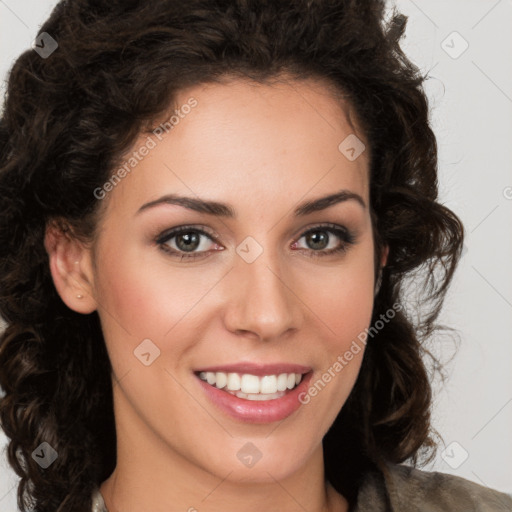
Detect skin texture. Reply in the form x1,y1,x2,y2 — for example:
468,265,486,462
45,77,387,512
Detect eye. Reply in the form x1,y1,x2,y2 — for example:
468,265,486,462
155,223,356,262
291,223,356,258
156,225,221,261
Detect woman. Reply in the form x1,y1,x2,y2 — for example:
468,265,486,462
0,0,510,511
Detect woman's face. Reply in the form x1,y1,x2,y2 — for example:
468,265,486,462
82,77,376,483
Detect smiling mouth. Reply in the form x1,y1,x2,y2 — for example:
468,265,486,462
196,371,305,401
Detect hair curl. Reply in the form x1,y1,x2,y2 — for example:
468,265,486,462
0,0,464,510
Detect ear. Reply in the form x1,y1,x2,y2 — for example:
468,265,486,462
374,244,389,296
44,220,97,314
380,244,389,269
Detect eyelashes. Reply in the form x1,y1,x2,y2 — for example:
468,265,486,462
155,223,357,262
156,225,221,260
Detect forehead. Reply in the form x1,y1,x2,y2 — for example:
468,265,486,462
103,77,370,217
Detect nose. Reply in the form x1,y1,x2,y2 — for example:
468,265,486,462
222,248,303,341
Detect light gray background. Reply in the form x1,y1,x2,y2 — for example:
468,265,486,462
0,0,511,509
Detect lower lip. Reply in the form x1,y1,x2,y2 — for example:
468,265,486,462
195,372,314,424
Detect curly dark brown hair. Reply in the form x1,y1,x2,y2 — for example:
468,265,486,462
0,0,464,510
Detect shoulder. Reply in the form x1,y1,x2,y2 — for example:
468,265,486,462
354,462,512,512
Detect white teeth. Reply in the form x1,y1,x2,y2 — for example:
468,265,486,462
198,371,304,395
247,393,280,401
276,373,288,391
260,375,277,394
234,390,286,401
241,374,260,394
226,373,241,391
215,371,227,389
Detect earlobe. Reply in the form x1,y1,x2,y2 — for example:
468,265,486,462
44,220,97,314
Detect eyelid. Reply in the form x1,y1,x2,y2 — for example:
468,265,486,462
155,224,219,245
296,222,351,238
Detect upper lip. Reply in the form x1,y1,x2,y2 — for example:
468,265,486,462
194,362,312,376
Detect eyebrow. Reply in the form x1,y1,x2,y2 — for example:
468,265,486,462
136,189,366,217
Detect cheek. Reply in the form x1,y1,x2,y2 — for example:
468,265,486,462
94,240,212,337
302,266,373,424
320,276,373,334
302,249,375,348
299,242,375,407
92,237,229,379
